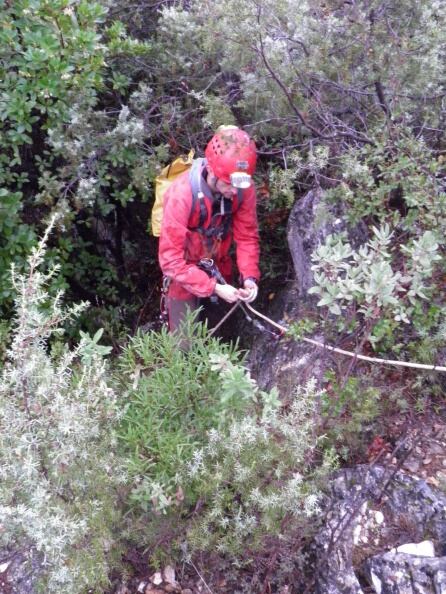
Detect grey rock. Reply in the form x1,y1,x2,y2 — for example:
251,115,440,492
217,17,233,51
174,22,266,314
249,189,367,399
315,466,446,594
428,442,444,456
315,498,365,594
365,552,446,594
403,459,421,474
0,548,44,594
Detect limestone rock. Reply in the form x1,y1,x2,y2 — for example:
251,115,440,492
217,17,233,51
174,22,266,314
249,189,367,399
365,552,446,594
315,466,446,594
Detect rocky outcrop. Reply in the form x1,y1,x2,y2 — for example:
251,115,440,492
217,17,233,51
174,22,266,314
314,465,446,594
249,189,367,399
365,550,446,594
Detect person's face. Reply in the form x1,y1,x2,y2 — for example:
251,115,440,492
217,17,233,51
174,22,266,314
214,177,236,199
207,168,237,199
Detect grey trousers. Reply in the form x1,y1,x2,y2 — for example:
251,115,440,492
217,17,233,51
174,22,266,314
167,295,200,333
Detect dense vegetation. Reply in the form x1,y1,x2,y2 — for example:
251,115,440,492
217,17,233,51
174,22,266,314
1,0,445,591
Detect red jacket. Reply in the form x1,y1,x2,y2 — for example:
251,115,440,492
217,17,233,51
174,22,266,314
159,165,260,299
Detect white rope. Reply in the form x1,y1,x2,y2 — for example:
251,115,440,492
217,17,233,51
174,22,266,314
208,302,240,337
243,303,446,373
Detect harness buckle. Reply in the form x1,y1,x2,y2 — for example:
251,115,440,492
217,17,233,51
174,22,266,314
197,258,226,285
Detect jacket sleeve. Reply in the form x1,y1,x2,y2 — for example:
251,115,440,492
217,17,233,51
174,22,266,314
158,177,217,298
232,185,261,281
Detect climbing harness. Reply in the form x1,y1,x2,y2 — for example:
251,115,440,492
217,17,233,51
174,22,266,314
197,257,226,284
152,154,243,242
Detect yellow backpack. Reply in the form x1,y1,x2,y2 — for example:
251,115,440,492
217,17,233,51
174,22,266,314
151,150,195,236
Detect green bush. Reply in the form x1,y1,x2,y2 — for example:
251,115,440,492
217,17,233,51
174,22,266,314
321,371,381,461
0,189,37,313
118,329,336,569
117,317,254,514
0,0,156,323
0,0,108,314
309,128,446,355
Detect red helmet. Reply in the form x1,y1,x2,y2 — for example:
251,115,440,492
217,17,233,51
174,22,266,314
205,125,257,187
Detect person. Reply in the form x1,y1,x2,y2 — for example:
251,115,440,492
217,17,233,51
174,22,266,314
158,125,260,333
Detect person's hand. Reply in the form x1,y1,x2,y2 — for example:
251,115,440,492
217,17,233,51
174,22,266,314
239,278,258,303
214,283,243,303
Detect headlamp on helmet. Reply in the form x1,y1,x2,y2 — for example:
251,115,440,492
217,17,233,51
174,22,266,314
230,171,252,189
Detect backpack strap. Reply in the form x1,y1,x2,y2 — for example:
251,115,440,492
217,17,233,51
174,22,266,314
189,158,207,229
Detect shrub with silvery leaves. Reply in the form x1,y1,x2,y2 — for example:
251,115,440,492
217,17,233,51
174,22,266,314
183,377,336,557
0,220,126,594
309,224,441,325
